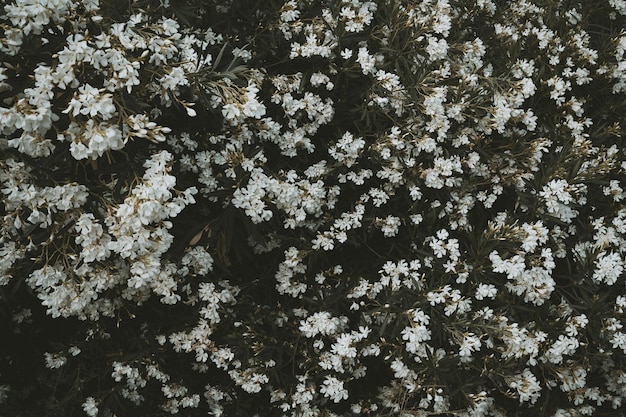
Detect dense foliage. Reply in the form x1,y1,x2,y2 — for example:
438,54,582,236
1,0,626,416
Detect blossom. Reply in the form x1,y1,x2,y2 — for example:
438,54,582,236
401,324,431,355
356,47,376,75
74,213,111,263
328,132,365,167
426,36,448,61
63,83,116,120
378,215,401,237
543,335,579,364
44,352,67,369
106,150,196,296
474,283,497,300
66,119,124,160
3,1,626,415
593,251,624,285
319,376,348,403
611,332,626,354
299,311,344,338
508,368,541,404
82,397,99,417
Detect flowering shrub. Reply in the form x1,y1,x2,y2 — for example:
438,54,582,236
2,0,626,416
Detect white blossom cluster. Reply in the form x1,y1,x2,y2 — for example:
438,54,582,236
2,0,626,416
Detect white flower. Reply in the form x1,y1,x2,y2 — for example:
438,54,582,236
181,246,214,276
329,132,365,167
378,215,401,237
426,36,448,61
475,283,497,300
310,72,332,90
75,213,111,263
312,232,335,251
543,335,579,364
106,151,196,294
356,47,376,75
229,370,269,394
320,376,348,403
243,83,267,118
401,324,431,354
508,368,541,404
159,66,188,92
593,251,623,285
616,295,626,314
82,396,99,417
280,0,300,22
44,352,67,369
66,119,124,160
125,114,170,142
459,333,482,361
243,98,266,118
331,333,357,358
611,331,626,353
8,131,55,158
556,367,587,392
299,312,344,338
63,83,116,120
520,221,549,252
5,0,72,36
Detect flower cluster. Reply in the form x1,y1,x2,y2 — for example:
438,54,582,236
2,0,626,416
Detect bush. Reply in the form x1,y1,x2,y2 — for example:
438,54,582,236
1,0,626,416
